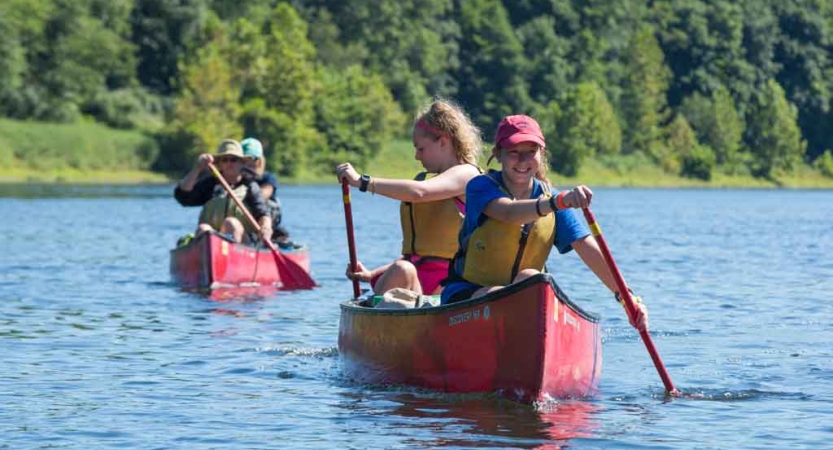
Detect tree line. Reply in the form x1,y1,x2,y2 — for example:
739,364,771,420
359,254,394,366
1,0,832,181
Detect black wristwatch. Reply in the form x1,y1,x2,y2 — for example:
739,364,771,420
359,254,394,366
359,174,371,192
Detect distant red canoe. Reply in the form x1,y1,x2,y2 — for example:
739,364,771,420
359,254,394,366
170,231,311,289
338,273,602,403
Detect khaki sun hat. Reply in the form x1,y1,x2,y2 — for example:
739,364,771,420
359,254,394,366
214,139,248,159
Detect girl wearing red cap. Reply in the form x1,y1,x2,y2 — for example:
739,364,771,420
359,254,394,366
441,115,648,330
336,98,482,305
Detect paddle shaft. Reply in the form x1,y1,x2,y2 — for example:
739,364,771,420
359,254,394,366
207,162,315,289
582,207,678,395
341,180,361,298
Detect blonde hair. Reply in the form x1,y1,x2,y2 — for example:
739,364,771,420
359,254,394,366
246,155,267,178
489,144,551,187
255,156,266,177
414,98,482,166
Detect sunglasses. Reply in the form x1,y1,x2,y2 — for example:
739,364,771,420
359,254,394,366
216,156,241,164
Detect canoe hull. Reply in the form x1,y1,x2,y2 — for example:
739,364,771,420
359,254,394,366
338,274,602,403
169,231,310,288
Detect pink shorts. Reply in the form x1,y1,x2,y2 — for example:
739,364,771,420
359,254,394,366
370,255,450,295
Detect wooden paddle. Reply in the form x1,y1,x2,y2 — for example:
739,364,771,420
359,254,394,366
341,179,361,299
207,162,316,290
582,207,679,396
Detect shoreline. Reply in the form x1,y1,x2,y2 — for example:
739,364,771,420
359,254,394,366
2,168,832,189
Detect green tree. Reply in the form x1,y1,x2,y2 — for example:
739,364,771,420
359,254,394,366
303,8,368,70
516,16,573,105
771,1,833,161
654,0,757,110
562,0,648,108
1,0,138,122
0,0,54,119
551,81,621,176
814,150,833,178
456,0,534,133
162,35,242,171
234,4,321,176
680,144,716,181
130,0,208,95
313,65,406,171
666,113,718,180
621,25,671,159
680,85,744,166
0,13,25,91
302,0,459,113
746,79,806,179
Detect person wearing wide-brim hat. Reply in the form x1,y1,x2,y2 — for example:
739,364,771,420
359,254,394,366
174,139,273,244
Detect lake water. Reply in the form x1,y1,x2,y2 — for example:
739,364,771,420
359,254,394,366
1,184,832,449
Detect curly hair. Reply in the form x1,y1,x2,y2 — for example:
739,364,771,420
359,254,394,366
413,97,482,166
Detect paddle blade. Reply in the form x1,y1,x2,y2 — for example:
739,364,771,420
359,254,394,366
267,242,316,290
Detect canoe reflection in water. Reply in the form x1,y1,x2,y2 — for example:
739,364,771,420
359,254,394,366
201,285,282,303
178,285,281,320
337,390,599,449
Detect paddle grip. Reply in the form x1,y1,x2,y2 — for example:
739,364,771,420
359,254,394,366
342,180,361,299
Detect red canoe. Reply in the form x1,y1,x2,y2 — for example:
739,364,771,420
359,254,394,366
170,231,311,289
338,273,602,403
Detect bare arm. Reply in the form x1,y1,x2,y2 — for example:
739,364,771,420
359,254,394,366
572,235,618,292
260,184,275,200
178,153,213,191
483,185,594,225
258,215,273,242
336,163,480,203
574,234,650,330
346,261,393,283
482,196,549,224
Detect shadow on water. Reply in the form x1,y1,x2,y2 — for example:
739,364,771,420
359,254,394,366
336,388,600,449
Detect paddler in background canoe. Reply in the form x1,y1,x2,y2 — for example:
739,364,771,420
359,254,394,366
440,114,649,330
174,139,273,244
336,98,482,305
240,137,297,249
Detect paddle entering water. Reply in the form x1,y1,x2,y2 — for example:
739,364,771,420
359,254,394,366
207,162,316,290
582,207,680,396
341,179,361,299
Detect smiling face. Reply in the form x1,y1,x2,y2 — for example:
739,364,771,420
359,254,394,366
412,128,453,173
497,142,543,188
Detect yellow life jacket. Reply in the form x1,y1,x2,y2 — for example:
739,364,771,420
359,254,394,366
459,175,556,286
198,183,256,233
400,172,465,260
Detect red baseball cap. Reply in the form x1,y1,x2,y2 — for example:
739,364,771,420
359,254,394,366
494,115,546,149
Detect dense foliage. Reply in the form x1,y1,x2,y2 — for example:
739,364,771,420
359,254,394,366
1,0,832,180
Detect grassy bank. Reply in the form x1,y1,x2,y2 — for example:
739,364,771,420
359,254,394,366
1,124,831,188
0,118,167,184
285,139,833,189
0,167,170,184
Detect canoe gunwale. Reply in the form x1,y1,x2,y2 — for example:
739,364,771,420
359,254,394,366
169,230,307,255
339,272,599,323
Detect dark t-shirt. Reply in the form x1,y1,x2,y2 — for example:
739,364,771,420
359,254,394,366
257,172,279,202
173,176,270,219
